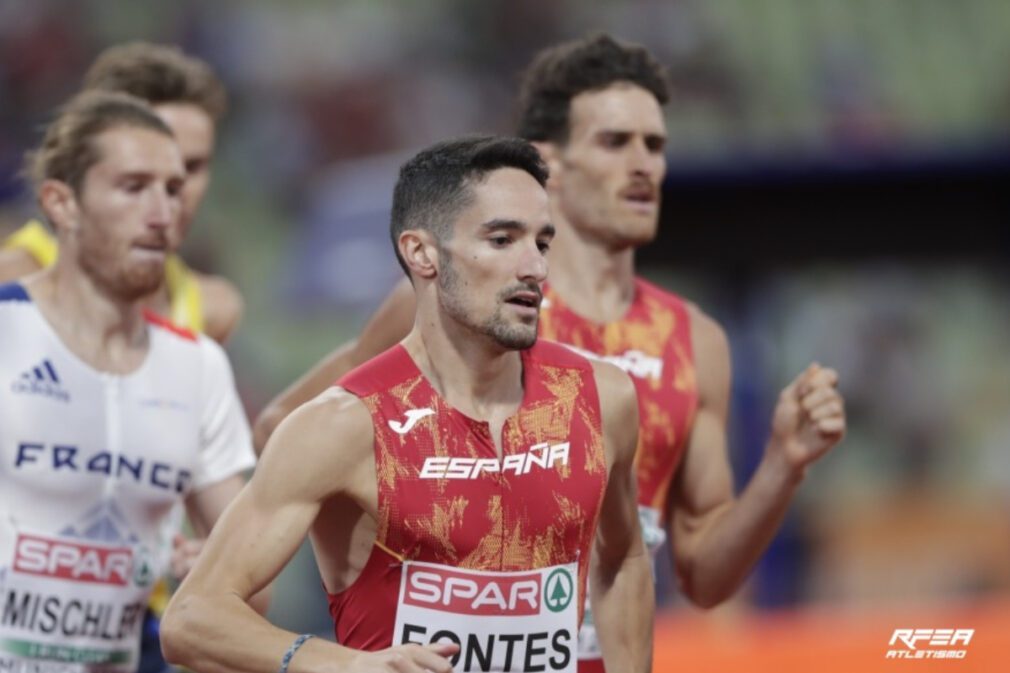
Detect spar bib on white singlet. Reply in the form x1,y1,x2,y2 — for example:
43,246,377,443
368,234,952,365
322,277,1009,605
0,283,255,673
0,525,153,672
394,561,579,673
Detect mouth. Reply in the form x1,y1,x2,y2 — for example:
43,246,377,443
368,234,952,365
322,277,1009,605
131,239,169,259
620,185,657,211
504,290,542,315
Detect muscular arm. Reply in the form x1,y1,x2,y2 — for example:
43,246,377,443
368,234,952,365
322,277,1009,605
0,247,43,283
182,474,270,614
589,362,653,673
668,307,846,608
197,274,244,343
252,278,415,453
161,390,454,673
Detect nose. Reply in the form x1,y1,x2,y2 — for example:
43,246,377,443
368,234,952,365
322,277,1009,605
518,240,548,284
148,186,180,230
628,138,660,178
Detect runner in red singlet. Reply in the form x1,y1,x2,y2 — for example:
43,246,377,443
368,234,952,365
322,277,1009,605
540,279,697,519
161,136,653,673
536,280,697,665
251,35,846,673
329,339,607,663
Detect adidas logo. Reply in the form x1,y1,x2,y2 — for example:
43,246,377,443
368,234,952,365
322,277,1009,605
11,358,70,402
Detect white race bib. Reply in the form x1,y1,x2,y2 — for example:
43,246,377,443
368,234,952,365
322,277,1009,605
0,530,155,673
394,561,579,672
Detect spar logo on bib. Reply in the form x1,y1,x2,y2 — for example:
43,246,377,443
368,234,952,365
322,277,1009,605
544,568,573,613
12,535,153,588
396,561,579,672
10,504,154,589
403,566,542,615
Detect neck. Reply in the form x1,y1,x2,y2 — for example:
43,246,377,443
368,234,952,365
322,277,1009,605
25,259,150,373
546,206,637,322
404,295,525,421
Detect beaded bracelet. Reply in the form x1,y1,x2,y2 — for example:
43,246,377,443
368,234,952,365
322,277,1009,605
279,633,314,673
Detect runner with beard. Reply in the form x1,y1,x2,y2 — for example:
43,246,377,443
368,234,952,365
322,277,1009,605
161,136,653,673
252,34,846,672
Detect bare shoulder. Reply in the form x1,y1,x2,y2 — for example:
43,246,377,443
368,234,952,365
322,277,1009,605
589,359,639,466
590,359,637,415
0,247,43,283
257,386,374,501
685,302,727,356
685,302,730,395
194,272,244,342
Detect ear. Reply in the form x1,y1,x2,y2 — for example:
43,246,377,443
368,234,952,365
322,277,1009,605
531,141,563,193
398,229,439,280
38,180,80,234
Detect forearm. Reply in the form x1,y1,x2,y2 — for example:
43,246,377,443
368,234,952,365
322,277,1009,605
677,450,803,607
161,590,349,673
589,546,654,673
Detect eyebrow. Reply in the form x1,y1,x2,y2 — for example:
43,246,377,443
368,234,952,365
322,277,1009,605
114,170,186,185
116,170,155,180
480,219,555,238
596,129,667,139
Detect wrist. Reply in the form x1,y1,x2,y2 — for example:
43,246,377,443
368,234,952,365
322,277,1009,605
279,634,314,673
761,442,807,487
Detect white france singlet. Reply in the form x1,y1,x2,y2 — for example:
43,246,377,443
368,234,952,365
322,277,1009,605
0,283,255,673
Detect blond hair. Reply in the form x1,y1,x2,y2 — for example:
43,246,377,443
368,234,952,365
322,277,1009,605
84,41,227,120
25,90,173,193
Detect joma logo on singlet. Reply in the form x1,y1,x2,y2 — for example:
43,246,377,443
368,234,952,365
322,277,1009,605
564,345,663,381
419,442,570,479
388,408,435,435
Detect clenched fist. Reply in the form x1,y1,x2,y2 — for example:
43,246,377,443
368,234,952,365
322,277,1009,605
768,363,846,476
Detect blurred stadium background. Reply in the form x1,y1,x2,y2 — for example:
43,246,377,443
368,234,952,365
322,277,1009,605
1,1,1008,670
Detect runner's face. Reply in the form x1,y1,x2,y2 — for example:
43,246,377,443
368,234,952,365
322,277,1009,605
551,83,666,248
153,103,215,241
74,127,185,300
437,168,553,350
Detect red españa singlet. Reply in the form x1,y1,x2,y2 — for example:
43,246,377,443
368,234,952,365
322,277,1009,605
327,340,607,651
540,279,699,670
539,278,698,520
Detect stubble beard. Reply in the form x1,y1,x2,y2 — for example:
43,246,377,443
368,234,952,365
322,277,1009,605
78,235,164,303
438,248,538,351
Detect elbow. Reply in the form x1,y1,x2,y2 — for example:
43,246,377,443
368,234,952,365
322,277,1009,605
682,586,727,610
252,404,287,456
680,573,741,610
676,562,736,610
160,594,201,667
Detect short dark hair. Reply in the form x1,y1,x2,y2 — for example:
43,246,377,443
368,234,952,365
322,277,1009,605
390,135,549,276
25,90,174,194
83,42,227,120
517,33,669,143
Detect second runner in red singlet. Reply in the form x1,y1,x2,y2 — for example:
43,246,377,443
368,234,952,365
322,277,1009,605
539,278,699,668
329,340,607,672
